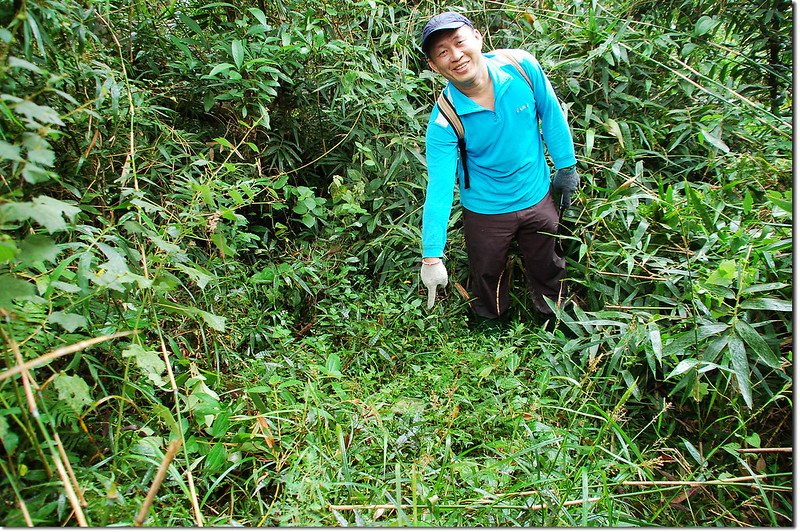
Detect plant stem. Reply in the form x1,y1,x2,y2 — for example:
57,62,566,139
134,438,183,527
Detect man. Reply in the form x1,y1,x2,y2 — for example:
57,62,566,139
419,11,580,319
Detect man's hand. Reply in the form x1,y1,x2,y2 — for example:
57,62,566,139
420,258,448,308
553,165,580,211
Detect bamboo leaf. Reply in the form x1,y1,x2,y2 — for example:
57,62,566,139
728,334,752,409
684,181,716,234
739,297,792,312
682,439,708,467
734,320,781,369
700,127,730,153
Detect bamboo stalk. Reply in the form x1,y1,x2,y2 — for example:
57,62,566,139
0,331,135,383
51,451,88,526
54,432,88,507
18,497,33,527
2,329,39,418
186,467,204,527
134,438,183,527
158,335,203,526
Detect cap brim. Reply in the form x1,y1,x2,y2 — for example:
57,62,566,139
422,21,468,52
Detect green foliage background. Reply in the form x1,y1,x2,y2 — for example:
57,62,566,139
0,0,792,526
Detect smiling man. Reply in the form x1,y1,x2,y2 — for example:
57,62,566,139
418,11,581,321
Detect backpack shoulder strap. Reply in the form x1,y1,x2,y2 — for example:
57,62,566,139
436,90,471,189
493,49,533,91
436,91,463,140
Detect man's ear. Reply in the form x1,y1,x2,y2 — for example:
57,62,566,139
427,58,440,74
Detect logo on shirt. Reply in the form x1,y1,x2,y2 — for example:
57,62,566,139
516,104,530,113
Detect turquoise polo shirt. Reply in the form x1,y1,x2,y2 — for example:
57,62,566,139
421,49,577,258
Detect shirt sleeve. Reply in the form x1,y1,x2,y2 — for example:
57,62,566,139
421,105,459,258
518,50,577,170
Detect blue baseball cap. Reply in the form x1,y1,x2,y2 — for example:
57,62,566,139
421,12,474,55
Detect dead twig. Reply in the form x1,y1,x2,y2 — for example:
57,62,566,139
622,474,771,487
736,447,791,454
51,451,88,526
54,432,88,507
0,330,136,383
134,438,183,527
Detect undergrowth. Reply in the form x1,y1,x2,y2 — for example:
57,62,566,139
0,0,792,526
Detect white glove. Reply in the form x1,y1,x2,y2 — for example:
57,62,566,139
420,259,448,308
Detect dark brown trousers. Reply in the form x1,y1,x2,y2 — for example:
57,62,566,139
462,191,566,318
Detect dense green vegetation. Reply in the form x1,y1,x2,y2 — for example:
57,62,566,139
0,0,792,526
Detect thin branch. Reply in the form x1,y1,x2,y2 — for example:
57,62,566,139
736,448,791,454
54,432,87,507
0,331,136,383
134,438,183,527
51,450,88,526
622,474,772,487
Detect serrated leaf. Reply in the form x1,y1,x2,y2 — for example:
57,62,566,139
0,140,21,162
132,435,164,457
205,442,227,472
18,234,59,265
0,274,35,309
22,132,55,166
54,373,93,413
705,259,737,287
745,432,761,447
685,181,716,234
21,163,51,184
8,98,64,126
742,190,753,214
728,335,752,409
0,415,9,439
174,263,215,289
734,319,780,369
122,344,167,387
196,309,226,332
0,237,18,263
765,190,792,213
48,311,88,333
0,195,81,233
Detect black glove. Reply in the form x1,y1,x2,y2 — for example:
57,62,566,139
553,166,579,211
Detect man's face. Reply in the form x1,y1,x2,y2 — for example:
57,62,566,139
426,25,484,86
